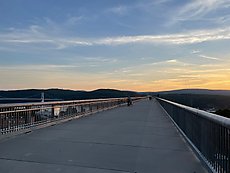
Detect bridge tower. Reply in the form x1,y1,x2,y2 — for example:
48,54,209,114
41,92,45,103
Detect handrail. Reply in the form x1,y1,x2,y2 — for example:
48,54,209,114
157,97,230,128
0,97,138,108
156,97,230,173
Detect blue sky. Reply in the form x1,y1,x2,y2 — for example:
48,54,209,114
0,0,230,91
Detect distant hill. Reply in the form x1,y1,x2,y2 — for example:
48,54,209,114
161,89,230,95
140,89,230,111
142,89,230,96
158,94,230,111
0,88,142,104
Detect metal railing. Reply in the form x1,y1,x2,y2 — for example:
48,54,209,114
0,97,144,135
156,97,230,173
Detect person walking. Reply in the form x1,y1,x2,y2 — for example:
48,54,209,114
127,96,132,106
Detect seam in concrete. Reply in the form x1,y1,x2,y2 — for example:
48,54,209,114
52,139,190,152
0,157,130,173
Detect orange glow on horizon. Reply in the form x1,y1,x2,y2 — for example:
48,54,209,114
1,60,230,92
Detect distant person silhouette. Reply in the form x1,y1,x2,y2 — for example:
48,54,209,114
127,96,132,106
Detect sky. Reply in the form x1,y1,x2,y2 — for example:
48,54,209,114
0,0,230,91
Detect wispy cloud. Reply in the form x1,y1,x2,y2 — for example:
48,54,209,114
173,0,230,22
91,27,230,45
66,16,84,25
0,26,92,49
191,50,200,54
1,26,230,50
0,64,80,72
106,6,128,16
199,54,221,60
154,0,172,5
166,59,177,63
84,57,118,63
105,0,171,16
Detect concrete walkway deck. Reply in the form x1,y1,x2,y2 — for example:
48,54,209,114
0,99,207,173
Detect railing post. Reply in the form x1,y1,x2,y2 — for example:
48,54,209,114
51,105,55,119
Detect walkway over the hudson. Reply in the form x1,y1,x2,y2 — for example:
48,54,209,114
0,99,207,173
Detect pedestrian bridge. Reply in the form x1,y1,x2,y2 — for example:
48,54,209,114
0,98,229,173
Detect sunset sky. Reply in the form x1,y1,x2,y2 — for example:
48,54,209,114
0,0,230,91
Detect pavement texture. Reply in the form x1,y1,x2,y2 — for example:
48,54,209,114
0,99,207,173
